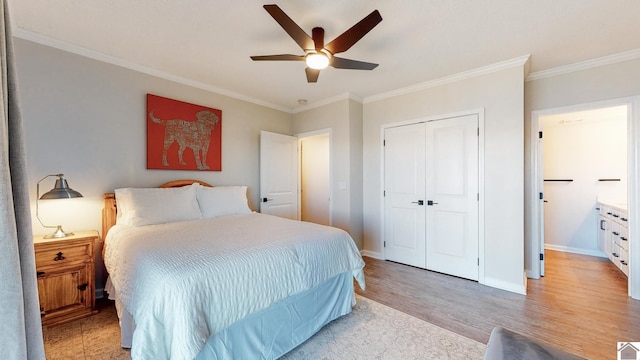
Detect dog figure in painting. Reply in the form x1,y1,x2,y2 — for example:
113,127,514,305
149,110,219,170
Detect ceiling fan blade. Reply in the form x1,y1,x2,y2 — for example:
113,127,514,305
312,27,325,51
305,67,320,83
325,10,382,54
263,4,314,50
251,54,305,61
331,57,378,70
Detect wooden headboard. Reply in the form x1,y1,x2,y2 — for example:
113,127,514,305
101,179,212,238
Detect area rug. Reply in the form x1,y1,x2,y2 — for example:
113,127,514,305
283,295,486,359
43,295,485,359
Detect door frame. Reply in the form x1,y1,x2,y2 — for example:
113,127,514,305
380,108,486,284
296,128,333,225
530,96,640,299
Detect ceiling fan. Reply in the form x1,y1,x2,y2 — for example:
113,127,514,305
251,4,383,83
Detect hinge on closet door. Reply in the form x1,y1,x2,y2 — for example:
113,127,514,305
477,258,479,266
540,253,544,261
539,131,543,139
383,241,386,248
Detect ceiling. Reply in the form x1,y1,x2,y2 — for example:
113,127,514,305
9,0,640,111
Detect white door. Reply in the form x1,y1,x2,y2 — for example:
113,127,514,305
425,115,479,280
260,131,299,219
384,123,427,268
300,134,331,225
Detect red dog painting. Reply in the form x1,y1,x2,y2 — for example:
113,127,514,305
147,94,222,171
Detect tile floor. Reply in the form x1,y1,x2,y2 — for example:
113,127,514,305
42,299,130,360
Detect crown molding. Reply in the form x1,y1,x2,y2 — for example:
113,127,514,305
364,54,531,104
13,28,292,113
526,48,640,82
18,25,640,112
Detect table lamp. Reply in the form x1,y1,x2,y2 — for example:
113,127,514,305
36,173,83,239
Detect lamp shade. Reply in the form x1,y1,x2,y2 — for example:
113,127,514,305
40,178,82,199
36,174,83,239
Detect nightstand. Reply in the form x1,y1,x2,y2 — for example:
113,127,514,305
33,230,99,326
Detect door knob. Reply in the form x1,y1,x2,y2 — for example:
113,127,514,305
427,200,438,206
411,200,424,205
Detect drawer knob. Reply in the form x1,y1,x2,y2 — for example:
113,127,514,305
53,252,65,261
77,283,88,291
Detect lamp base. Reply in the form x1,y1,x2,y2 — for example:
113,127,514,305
43,225,74,239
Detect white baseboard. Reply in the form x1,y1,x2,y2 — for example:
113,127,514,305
544,244,607,258
360,250,384,260
526,269,541,279
483,276,527,295
361,249,532,296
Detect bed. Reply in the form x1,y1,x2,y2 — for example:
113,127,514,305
101,180,365,360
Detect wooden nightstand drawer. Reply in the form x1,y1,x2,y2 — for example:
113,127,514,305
34,230,99,326
35,242,91,269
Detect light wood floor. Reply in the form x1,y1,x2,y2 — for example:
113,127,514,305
44,250,637,359
355,250,640,360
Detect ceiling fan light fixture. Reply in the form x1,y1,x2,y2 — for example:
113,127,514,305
252,5,382,82
305,52,329,70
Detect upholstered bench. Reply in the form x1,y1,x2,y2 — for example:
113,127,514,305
484,327,585,360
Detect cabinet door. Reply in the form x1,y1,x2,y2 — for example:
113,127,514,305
37,264,91,322
598,214,607,254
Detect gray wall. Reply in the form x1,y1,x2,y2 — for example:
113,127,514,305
16,32,640,296
292,98,364,247
14,38,292,292
362,64,527,293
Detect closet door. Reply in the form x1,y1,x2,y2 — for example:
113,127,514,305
383,115,479,280
383,123,427,268
425,114,479,281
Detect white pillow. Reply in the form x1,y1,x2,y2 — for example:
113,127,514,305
196,185,252,219
115,184,201,226
114,188,130,225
